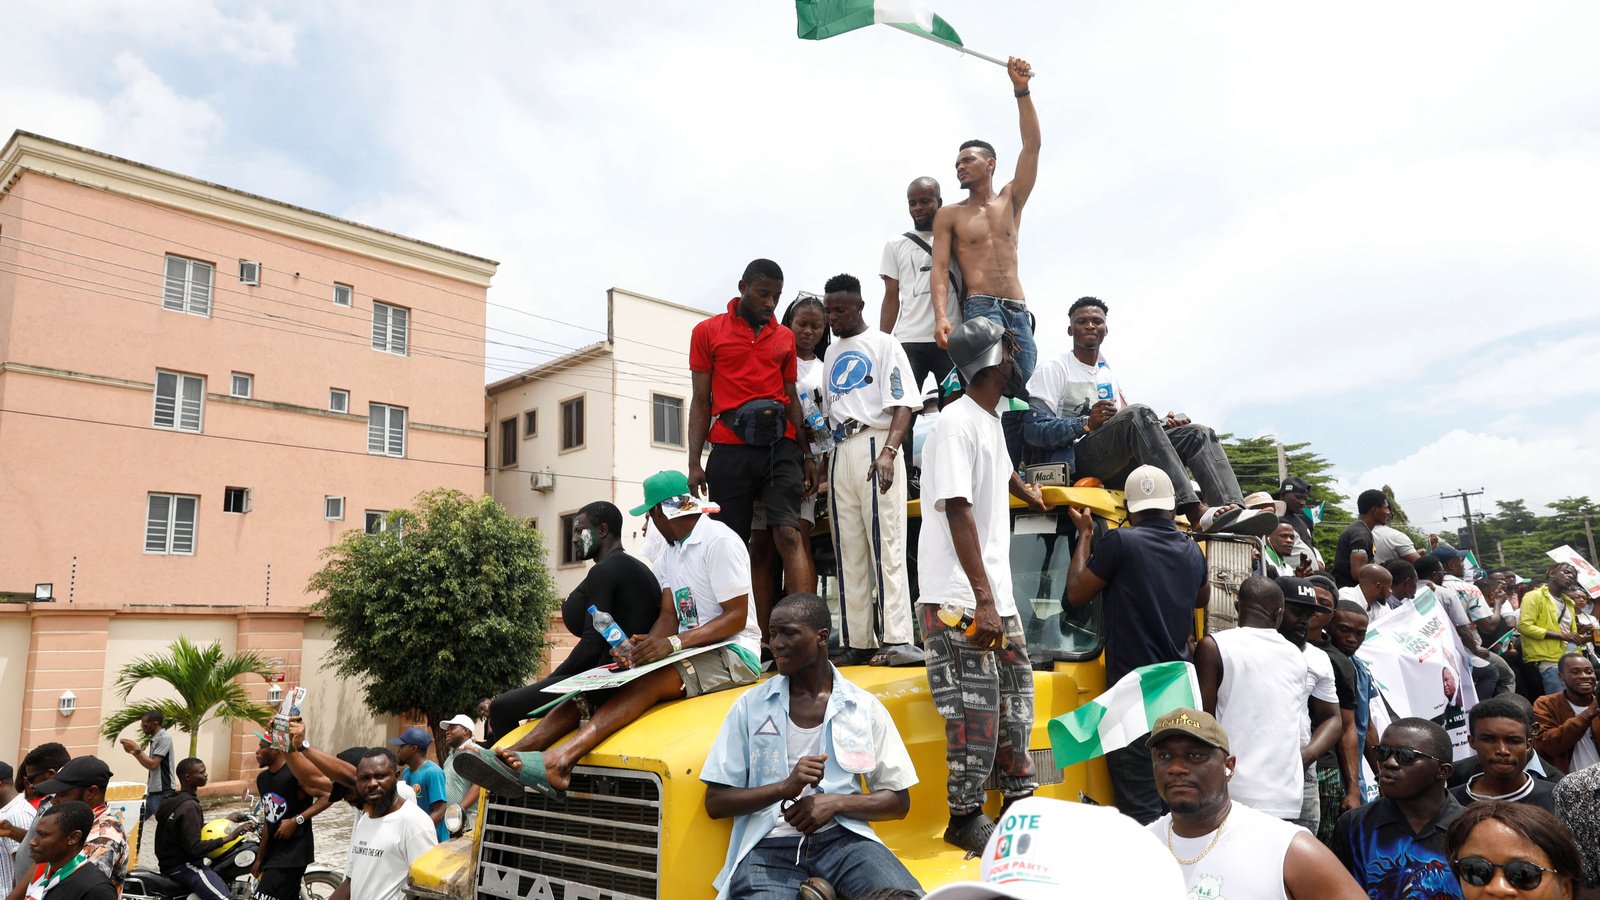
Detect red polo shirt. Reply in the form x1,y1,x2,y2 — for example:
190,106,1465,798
690,298,798,445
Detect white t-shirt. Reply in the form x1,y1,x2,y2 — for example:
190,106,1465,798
1025,351,1129,418
821,330,918,430
1212,628,1312,819
764,717,836,840
655,514,761,661
796,355,824,408
1301,644,1339,747
1149,801,1301,900
1573,731,1600,771
917,395,1015,616
344,801,439,900
879,232,960,344
1372,525,1418,564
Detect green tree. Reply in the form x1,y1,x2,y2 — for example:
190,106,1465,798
1220,435,1349,561
1381,485,1429,550
99,637,276,758
308,489,558,758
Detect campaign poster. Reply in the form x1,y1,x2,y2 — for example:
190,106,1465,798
1546,544,1600,599
1356,587,1477,764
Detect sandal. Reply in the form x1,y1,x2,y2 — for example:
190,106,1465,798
505,751,566,799
943,812,996,858
453,749,526,796
868,644,927,667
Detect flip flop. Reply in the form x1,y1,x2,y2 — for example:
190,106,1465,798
943,812,996,858
868,644,927,668
453,749,526,796
505,751,566,800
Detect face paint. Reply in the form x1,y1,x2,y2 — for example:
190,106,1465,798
576,528,597,560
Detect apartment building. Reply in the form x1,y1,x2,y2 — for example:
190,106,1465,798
485,288,708,613
0,131,497,778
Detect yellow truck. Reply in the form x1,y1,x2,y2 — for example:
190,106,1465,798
406,484,1132,900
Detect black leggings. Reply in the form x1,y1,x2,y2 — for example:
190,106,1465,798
485,673,567,746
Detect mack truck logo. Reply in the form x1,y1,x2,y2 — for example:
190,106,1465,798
479,862,646,900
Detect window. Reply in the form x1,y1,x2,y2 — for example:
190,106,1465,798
333,283,353,307
145,493,198,555
371,301,409,355
499,418,518,468
329,388,350,413
523,409,537,439
162,255,213,316
238,260,261,285
223,487,252,514
365,510,389,534
559,512,581,566
367,403,407,457
560,396,585,451
230,372,253,398
651,394,685,447
325,496,345,520
153,371,205,432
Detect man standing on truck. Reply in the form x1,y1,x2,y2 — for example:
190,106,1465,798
918,317,1049,855
702,593,922,900
881,177,959,398
458,470,763,798
929,56,1037,400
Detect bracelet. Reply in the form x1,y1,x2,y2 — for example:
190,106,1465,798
1014,88,1030,98
883,445,898,457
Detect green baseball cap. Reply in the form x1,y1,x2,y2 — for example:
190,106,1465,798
630,470,691,517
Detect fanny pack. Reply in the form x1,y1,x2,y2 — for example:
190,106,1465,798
718,398,786,447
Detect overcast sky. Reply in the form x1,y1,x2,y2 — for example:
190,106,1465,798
7,1,1599,536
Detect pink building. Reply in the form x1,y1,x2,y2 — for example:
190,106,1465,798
0,132,497,780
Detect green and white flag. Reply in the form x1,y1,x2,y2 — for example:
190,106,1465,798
796,0,963,47
1305,502,1325,526
1048,661,1200,768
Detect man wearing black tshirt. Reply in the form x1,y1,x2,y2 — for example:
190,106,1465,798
253,736,329,900
1066,464,1208,825
23,802,115,900
485,501,663,743
1332,489,1389,589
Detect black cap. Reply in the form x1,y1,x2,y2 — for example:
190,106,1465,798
330,747,368,803
1278,477,1311,495
32,756,111,795
1275,576,1321,608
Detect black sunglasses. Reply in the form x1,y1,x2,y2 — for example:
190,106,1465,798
1454,856,1557,891
1375,745,1443,766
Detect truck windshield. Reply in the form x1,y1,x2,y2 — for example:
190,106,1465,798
1007,514,1103,661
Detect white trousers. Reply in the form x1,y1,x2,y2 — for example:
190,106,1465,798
828,426,912,648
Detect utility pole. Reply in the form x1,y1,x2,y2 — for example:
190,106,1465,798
1440,488,1485,555
1496,539,1505,567
1583,512,1598,564
1275,441,1288,484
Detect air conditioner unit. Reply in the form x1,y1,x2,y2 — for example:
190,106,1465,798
530,469,556,492
239,260,261,285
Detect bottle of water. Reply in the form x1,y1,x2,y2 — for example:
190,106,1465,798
937,602,1009,648
1095,360,1114,403
804,389,834,454
589,605,627,649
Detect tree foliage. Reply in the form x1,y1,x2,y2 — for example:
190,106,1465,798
308,489,558,757
1220,435,1349,561
1468,495,1600,575
100,637,276,758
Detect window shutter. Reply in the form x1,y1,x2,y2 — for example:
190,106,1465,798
154,372,178,427
390,306,408,354
145,495,171,552
179,375,203,431
163,258,188,311
189,262,212,315
368,406,387,454
171,496,197,553
387,407,406,456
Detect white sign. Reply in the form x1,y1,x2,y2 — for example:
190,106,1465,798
1547,544,1600,599
1356,587,1478,763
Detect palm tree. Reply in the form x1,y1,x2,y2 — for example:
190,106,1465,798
100,637,277,757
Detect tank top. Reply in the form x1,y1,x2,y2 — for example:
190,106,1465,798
1150,801,1299,900
1212,627,1309,819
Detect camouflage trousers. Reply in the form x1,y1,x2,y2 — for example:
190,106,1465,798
920,604,1038,815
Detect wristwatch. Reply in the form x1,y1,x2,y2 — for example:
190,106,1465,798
667,635,683,654
294,815,306,826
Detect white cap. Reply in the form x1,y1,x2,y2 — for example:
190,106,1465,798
924,798,1184,899
441,714,476,731
1124,465,1176,513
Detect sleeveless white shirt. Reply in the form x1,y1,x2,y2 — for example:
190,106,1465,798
1150,801,1301,900
1211,627,1309,819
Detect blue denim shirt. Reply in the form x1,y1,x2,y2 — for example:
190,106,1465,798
700,666,917,899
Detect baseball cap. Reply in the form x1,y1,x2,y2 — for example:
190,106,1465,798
947,318,1008,382
31,756,112,795
1148,707,1230,754
628,470,719,519
442,714,476,732
1123,465,1175,513
1432,545,1467,561
923,797,1183,899
1275,576,1321,608
388,726,432,749
1278,477,1311,495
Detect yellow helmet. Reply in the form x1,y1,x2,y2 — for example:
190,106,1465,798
199,818,244,860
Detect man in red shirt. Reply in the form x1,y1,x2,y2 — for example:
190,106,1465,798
688,259,817,635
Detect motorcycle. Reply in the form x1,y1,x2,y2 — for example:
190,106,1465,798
124,793,343,900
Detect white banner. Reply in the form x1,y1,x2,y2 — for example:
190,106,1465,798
1356,587,1478,768
1547,544,1600,599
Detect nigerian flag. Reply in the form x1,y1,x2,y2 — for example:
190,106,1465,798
1048,661,1201,768
796,0,963,47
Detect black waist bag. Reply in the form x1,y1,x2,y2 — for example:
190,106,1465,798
719,398,786,446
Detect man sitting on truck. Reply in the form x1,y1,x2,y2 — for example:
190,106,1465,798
702,593,923,900
458,469,762,798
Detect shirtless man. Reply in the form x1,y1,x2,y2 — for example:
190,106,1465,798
930,55,1039,398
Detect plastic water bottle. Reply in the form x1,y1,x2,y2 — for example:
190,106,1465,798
1095,360,1114,403
589,605,627,649
937,602,1009,648
804,390,835,454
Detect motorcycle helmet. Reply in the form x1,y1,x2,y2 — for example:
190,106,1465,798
200,818,244,860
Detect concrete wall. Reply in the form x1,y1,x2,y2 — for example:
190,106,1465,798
0,613,33,770
99,616,237,785
300,618,391,753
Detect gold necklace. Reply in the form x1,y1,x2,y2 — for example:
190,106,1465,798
1167,808,1230,866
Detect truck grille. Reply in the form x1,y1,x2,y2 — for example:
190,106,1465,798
476,765,662,900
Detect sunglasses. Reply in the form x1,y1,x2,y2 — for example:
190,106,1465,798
1375,745,1444,766
1454,856,1557,891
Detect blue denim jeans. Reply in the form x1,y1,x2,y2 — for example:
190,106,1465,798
963,296,1037,400
727,826,924,899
